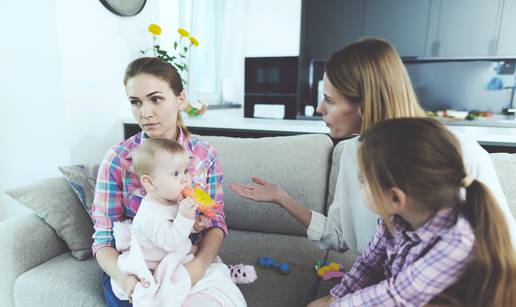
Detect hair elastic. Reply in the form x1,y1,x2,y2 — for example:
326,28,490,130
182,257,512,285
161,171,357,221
461,175,474,188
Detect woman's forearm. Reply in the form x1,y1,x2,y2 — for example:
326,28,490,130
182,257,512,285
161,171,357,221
185,227,225,285
197,227,224,265
96,246,125,283
277,193,312,228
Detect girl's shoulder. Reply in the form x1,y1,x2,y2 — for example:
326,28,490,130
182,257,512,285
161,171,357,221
438,212,475,252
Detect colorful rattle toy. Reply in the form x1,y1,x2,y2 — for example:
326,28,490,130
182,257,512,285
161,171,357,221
314,260,344,280
181,184,222,220
257,256,290,274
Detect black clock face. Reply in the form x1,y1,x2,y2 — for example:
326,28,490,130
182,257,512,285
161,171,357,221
99,0,147,17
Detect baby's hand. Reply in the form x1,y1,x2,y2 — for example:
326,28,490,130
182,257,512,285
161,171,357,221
179,197,198,220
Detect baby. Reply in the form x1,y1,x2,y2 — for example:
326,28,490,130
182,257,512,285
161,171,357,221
111,138,246,307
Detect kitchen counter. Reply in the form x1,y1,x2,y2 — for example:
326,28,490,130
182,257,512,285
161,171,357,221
125,108,516,147
438,114,516,128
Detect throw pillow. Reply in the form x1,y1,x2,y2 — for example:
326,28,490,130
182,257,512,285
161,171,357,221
6,177,94,260
58,164,99,217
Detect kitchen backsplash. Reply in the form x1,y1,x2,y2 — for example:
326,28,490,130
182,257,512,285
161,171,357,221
406,61,515,113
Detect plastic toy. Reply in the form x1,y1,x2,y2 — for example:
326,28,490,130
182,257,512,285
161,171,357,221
181,184,222,220
314,260,344,280
228,264,257,284
257,256,290,274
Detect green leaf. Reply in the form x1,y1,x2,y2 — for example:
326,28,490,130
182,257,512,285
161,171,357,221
183,46,188,52
174,42,178,49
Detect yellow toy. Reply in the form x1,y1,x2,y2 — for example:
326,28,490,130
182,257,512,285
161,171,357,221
314,261,344,280
181,184,222,220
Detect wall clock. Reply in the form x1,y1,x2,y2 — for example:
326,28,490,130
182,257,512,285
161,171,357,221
100,0,146,17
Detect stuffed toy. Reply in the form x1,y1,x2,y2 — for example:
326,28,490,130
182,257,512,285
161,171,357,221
228,264,257,284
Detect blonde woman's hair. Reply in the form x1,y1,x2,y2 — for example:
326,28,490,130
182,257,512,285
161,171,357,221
325,37,426,133
357,118,516,307
133,138,186,178
124,57,190,137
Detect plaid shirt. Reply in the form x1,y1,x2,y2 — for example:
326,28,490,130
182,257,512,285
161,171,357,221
92,128,227,255
330,207,475,307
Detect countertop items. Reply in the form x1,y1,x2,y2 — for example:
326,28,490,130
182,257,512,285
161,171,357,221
125,108,516,147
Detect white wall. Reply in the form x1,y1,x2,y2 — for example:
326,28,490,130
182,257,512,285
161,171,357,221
244,0,302,57
0,0,162,221
0,0,302,221
0,0,68,220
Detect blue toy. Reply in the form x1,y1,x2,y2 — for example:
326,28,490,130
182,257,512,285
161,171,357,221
257,256,291,274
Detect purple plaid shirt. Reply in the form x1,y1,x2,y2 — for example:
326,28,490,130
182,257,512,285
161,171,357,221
330,207,475,307
92,128,228,255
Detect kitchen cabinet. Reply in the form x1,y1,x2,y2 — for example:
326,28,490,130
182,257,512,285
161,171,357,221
303,0,364,60
425,0,502,56
497,0,516,56
302,0,514,59
363,0,430,56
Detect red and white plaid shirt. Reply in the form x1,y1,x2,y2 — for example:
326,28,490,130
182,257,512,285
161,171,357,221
92,128,227,255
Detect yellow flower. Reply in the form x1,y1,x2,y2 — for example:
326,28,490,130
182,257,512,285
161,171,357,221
148,24,162,35
189,36,199,47
178,28,190,37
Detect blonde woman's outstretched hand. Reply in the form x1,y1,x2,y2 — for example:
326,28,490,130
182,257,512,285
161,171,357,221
229,176,287,204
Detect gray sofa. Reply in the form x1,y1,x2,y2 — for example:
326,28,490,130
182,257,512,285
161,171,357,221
1,134,515,307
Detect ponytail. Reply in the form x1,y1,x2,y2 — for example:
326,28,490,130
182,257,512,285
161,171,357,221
459,180,516,307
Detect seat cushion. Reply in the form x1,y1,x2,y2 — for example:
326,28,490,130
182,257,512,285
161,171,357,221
491,153,516,219
204,134,334,236
14,253,104,306
220,229,328,307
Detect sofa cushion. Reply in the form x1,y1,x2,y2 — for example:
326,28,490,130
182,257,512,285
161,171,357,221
204,134,334,236
6,177,93,260
219,229,328,307
14,253,103,306
58,164,99,217
327,139,348,208
490,153,516,219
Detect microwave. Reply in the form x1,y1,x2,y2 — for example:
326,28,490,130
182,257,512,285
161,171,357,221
244,56,298,95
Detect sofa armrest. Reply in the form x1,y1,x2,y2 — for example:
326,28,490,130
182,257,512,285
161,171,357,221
0,213,68,307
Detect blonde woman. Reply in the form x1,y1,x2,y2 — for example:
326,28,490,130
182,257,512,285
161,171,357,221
230,38,516,254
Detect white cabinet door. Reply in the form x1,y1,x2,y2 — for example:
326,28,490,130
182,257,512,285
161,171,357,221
497,0,516,56
426,0,501,56
363,0,430,56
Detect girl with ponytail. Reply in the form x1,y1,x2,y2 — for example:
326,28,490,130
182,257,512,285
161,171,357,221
310,118,516,307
